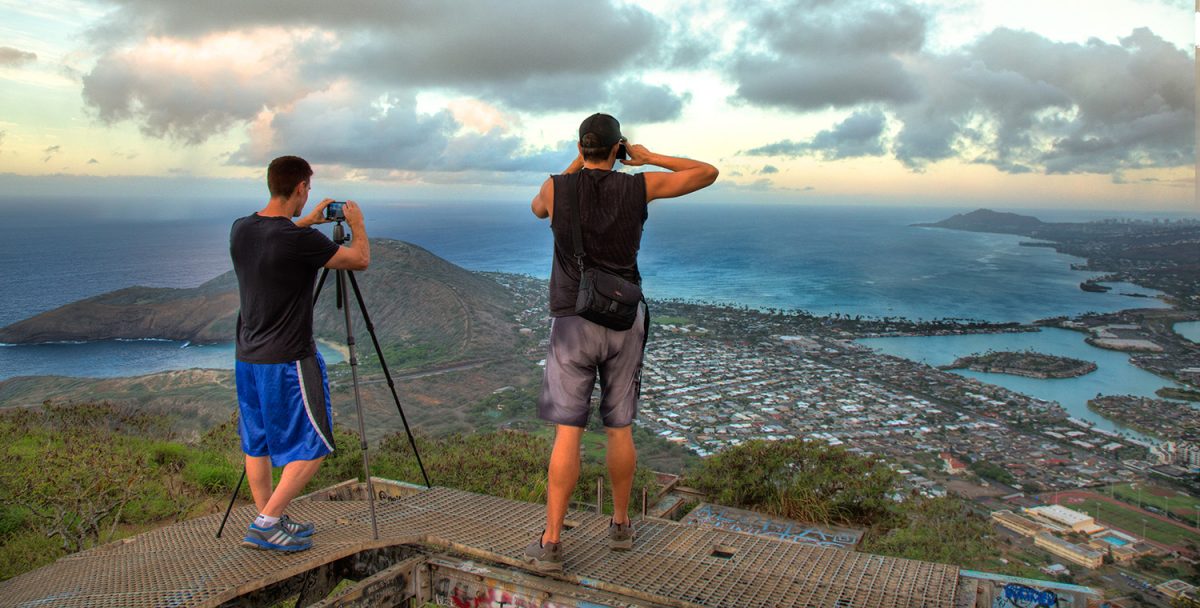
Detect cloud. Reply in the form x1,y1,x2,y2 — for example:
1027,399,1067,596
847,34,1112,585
611,80,691,124
0,46,37,67
78,0,683,170
230,88,569,176
82,29,325,144
88,158,99,164
89,0,671,117
760,165,779,174
745,109,887,160
43,145,60,162
893,27,1194,174
726,0,926,110
725,1,1192,176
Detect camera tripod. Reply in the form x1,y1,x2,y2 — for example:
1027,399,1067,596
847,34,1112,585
217,220,431,541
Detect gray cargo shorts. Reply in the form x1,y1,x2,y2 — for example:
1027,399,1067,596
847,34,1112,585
537,303,647,428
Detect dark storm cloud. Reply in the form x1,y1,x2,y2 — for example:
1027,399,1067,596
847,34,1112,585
0,46,37,66
229,92,567,174
745,109,887,160
727,0,926,110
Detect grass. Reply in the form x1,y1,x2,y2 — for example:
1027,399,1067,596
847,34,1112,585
653,315,693,326
1067,496,1200,547
530,427,611,462
1103,482,1200,523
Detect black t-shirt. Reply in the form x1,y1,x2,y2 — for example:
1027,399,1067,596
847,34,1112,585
548,169,647,317
230,214,339,364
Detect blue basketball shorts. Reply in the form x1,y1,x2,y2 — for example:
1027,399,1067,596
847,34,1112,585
236,352,336,467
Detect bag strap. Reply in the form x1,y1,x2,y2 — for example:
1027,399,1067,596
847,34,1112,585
566,172,587,273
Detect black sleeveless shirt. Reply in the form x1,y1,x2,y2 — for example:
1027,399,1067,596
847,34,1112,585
548,169,648,317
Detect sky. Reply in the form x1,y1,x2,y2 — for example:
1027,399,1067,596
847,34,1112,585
0,0,1195,210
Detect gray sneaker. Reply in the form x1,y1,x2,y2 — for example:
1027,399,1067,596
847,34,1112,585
522,535,563,572
609,520,635,551
241,521,312,552
279,514,315,538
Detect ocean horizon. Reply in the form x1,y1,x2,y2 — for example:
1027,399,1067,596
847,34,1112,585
2,199,1188,330
1,198,1194,434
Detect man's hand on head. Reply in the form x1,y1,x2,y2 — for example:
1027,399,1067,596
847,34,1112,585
297,199,335,228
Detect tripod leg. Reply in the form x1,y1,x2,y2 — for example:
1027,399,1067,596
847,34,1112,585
339,270,379,540
313,268,330,305
216,467,247,538
346,271,432,488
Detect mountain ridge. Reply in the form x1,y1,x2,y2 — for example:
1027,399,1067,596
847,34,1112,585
0,238,520,364
913,208,1046,235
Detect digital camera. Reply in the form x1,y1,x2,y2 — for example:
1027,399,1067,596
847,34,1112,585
325,201,346,222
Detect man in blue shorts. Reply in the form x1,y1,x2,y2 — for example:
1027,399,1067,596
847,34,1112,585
523,115,718,571
230,155,370,552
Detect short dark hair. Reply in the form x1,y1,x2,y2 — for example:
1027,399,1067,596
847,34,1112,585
267,156,313,198
580,133,614,162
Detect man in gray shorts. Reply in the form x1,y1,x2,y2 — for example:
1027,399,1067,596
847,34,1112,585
524,113,718,572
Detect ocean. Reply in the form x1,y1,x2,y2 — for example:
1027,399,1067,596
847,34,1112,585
0,198,1193,431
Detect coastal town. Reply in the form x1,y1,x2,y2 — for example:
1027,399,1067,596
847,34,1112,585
631,308,1200,605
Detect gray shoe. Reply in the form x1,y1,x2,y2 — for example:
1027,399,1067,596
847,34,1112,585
609,520,635,551
522,535,563,572
241,521,312,552
279,514,315,538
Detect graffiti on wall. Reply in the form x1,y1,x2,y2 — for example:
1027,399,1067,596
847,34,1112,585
991,583,1061,608
433,576,610,608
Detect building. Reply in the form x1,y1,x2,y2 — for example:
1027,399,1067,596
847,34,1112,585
1034,532,1105,569
941,451,968,474
1178,442,1200,470
1027,505,1106,534
991,510,1048,537
1156,579,1197,600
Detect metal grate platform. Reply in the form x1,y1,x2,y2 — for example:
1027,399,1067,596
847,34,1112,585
0,487,960,607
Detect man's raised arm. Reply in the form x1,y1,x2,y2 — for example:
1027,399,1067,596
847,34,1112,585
622,144,719,203
531,154,585,220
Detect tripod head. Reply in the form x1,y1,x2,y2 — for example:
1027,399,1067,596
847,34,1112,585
331,221,351,245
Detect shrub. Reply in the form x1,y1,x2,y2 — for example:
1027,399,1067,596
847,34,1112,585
688,438,899,527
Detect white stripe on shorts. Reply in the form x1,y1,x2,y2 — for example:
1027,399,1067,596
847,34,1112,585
295,360,335,452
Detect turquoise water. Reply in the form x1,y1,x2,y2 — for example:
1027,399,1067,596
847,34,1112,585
1100,535,1130,547
858,327,1187,437
0,202,1186,384
1176,321,1200,343
0,340,344,380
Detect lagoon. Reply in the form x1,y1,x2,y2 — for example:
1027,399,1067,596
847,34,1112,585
858,327,1186,438
1175,321,1200,344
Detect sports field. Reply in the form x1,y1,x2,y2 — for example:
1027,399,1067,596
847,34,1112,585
1103,482,1200,524
1057,492,1200,549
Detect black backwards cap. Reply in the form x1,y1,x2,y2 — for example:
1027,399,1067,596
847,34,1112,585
579,113,623,147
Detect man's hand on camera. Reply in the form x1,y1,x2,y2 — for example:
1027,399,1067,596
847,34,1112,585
341,200,364,228
621,143,653,167
297,199,335,228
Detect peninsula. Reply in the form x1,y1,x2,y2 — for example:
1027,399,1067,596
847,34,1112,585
939,350,1097,379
